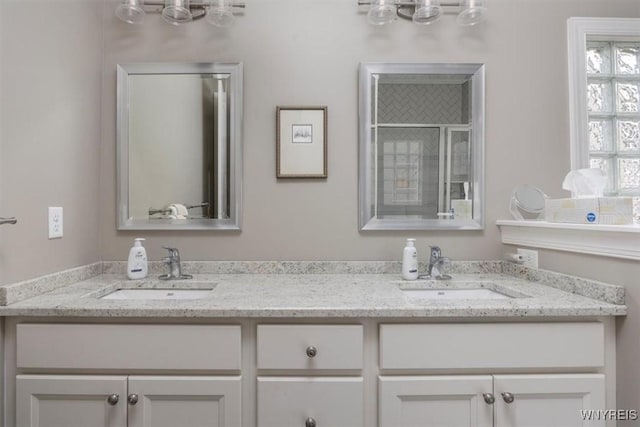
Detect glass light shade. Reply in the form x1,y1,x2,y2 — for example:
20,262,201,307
162,0,193,25
116,0,145,24
206,0,235,27
457,0,487,26
368,0,397,26
412,0,442,25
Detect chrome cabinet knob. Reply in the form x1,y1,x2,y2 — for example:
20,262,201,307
501,392,515,404
128,394,139,405
305,417,317,427
306,346,318,358
482,393,495,404
107,394,119,406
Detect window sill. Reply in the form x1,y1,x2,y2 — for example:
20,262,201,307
496,220,640,261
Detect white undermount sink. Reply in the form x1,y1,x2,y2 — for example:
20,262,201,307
400,287,512,300
100,286,215,300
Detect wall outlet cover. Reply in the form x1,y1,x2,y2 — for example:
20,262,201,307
48,207,63,239
517,248,538,268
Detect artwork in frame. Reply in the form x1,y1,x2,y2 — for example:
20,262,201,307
276,106,328,178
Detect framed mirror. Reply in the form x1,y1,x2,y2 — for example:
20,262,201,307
117,62,243,230
358,63,485,230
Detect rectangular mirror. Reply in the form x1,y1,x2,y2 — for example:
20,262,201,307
358,63,485,230
117,63,243,230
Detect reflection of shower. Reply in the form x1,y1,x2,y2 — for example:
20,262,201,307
370,70,474,220
440,127,471,215
203,75,230,219
452,141,469,176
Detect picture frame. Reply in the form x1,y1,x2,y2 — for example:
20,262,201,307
276,106,328,178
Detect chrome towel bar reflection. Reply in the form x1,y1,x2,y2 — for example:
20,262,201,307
148,203,210,216
0,217,17,225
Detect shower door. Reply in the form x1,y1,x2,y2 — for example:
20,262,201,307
439,126,472,218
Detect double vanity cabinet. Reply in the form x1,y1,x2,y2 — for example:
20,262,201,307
3,317,614,427
0,265,624,427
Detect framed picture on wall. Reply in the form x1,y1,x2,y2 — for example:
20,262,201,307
276,106,328,178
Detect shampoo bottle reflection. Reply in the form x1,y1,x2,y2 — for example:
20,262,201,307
127,238,148,280
402,238,419,280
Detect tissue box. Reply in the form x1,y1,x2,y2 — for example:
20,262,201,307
451,200,472,220
545,197,633,225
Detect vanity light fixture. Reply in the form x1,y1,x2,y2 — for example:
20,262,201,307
115,0,245,27
359,0,487,26
162,0,194,25
367,0,398,26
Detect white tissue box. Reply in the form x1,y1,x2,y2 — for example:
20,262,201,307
545,197,633,225
451,200,472,220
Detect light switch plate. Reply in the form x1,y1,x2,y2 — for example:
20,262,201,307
48,207,63,239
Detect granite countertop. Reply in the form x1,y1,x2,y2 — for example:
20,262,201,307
0,261,627,318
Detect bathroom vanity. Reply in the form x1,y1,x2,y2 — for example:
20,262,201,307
0,262,625,427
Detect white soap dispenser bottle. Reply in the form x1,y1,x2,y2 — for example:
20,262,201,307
127,238,148,280
402,238,419,280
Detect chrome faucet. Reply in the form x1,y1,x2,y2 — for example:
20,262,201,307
159,246,193,280
427,246,451,280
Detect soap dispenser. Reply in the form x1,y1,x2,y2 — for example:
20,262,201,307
127,238,148,280
402,238,419,280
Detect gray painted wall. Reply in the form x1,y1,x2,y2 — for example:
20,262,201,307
100,0,640,263
508,248,640,422
0,0,103,284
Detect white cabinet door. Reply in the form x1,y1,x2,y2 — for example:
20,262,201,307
16,375,128,427
257,377,363,427
494,374,606,427
127,376,242,427
379,376,493,427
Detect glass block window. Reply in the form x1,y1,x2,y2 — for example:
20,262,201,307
587,41,640,222
382,140,423,205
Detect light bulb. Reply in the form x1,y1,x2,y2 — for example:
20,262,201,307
162,0,193,25
457,0,487,26
367,0,397,26
206,0,235,27
116,0,145,24
413,0,442,25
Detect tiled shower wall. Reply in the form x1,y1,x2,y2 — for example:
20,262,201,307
378,83,465,124
375,83,469,216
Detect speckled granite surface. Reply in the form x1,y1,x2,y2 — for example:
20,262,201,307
102,260,505,276
0,263,102,306
0,260,626,318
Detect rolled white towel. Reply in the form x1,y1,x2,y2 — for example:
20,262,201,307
172,203,189,217
162,205,182,220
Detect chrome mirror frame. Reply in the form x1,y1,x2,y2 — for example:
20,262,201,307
358,62,485,230
116,62,243,231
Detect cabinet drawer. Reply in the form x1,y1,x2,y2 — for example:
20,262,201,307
380,322,604,370
17,324,241,371
257,324,363,370
257,377,364,427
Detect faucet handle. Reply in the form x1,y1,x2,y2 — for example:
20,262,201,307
162,246,179,258
430,246,442,259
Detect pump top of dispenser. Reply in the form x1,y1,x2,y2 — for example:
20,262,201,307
133,238,145,247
